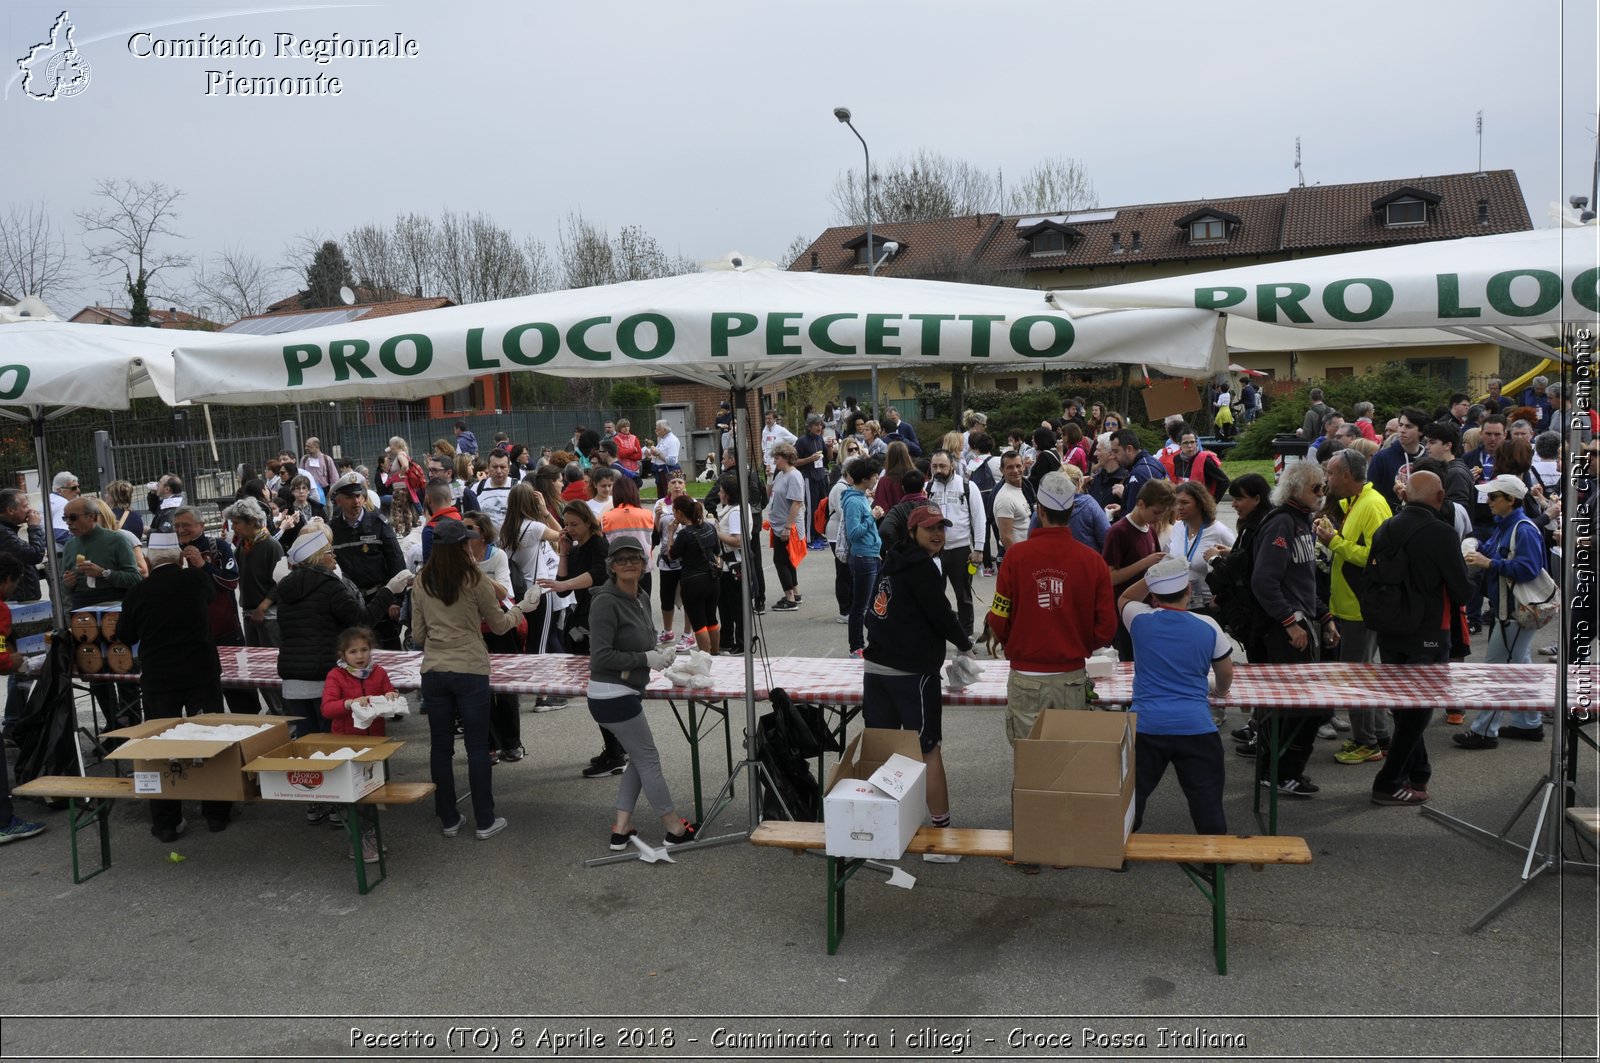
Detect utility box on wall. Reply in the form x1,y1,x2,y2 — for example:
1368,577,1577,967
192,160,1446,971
653,403,690,446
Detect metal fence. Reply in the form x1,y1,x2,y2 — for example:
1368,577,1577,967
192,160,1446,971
23,399,655,503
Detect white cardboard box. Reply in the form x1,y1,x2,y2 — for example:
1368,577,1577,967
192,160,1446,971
243,735,401,804
824,750,928,860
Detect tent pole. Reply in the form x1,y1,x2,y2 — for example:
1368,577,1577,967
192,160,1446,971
32,406,67,631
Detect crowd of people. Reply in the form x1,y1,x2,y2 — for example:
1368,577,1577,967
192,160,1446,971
0,376,1590,855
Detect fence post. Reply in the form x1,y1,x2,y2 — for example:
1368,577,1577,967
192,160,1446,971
280,420,300,461
93,430,117,492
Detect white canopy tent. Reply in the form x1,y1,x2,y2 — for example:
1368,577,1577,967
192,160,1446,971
1052,225,1600,928
0,320,241,624
172,268,1228,403
170,265,1227,860
1047,226,1596,360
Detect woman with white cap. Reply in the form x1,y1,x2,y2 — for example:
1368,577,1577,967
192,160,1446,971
273,519,408,824
1456,474,1552,748
1118,555,1233,836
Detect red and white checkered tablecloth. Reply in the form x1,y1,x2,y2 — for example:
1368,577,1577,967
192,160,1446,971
130,648,1593,713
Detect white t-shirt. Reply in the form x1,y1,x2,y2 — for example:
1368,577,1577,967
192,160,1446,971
586,498,614,521
655,431,681,467
993,483,1031,545
716,506,743,566
761,424,797,472
1166,520,1236,607
472,478,514,530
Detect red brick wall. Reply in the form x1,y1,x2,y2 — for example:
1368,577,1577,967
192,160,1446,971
657,381,763,461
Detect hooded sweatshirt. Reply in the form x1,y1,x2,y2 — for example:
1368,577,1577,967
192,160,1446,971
1250,499,1329,630
864,541,972,674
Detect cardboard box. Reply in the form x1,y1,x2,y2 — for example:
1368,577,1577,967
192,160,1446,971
823,729,927,859
1012,710,1137,869
244,734,402,804
104,714,292,802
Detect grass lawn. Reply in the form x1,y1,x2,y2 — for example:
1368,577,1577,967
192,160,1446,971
640,481,714,501
1226,458,1275,482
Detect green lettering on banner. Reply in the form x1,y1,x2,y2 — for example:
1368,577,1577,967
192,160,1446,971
864,314,902,356
807,313,856,355
907,314,956,356
710,312,758,357
1256,283,1313,324
379,334,432,376
766,312,803,355
283,343,322,387
1486,269,1562,318
958,314,1006,357
1321,278,1393,323
502,322,559,366
617,313,673,360
1010,315,1074,358
567,316,612,361
1436,274,1482,318
1195,286,1247,311
465,327,500,370
0,364,28,400
328,339,375,381
1574,267,1600,313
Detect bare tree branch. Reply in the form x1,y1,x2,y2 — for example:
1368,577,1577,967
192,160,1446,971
190,244,277,322
1006,156,1098,214
0,202,77,302
76,178,190,324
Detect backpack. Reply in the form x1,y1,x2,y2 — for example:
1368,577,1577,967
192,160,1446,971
969,455,998,495
1358,519,1427,637
1205,531,1264,642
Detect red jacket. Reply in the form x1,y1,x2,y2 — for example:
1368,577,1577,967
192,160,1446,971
561,481,591,503
0,600,17,675
987,526,1118,672
321,663,397,736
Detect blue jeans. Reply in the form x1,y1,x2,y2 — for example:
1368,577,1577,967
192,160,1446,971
1468,619,1542,736
847,555,880,653
422,670,495,830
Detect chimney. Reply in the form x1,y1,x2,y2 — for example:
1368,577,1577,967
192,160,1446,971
1477,198,1490,225
1131,230,1142,251
1110,232,1122,254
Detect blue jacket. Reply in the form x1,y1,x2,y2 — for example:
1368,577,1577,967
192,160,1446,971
1366,440,1423,510
455,429,479,455
1121,449,1168,502
1481,511,1545,616
884,420,921,457
841,486,881,559
1067,494,1110,552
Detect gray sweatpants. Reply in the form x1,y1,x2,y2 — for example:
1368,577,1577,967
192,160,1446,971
600,709,676,819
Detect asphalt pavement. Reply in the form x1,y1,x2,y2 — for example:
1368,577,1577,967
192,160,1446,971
1,501,1595,1061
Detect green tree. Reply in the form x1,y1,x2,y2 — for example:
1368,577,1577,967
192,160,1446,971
300,240,356,309
76,178,190,327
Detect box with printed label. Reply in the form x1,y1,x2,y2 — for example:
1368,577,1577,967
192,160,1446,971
823,729,927,859
243,734,403,804
1012,710,1137,869
104,714,291,801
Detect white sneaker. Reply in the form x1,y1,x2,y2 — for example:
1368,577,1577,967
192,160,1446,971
475,817,508,840
835,614,849,624
922,853,962,864
1331,716,1351,732
1316,723,1337,740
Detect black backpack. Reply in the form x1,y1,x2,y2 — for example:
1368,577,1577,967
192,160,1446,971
1206,533,1264,642
1359,519,1426,637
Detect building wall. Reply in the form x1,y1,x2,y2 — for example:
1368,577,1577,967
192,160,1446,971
657,380,761,463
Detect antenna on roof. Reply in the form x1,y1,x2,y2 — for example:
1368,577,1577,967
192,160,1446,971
1475,110,1485,176
338,285,356,306
1294,137,1305,188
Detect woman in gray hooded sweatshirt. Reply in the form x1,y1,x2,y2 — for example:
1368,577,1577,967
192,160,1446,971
588,536,697,851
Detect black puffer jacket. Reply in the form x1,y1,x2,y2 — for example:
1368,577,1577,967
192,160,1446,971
275,564,394,682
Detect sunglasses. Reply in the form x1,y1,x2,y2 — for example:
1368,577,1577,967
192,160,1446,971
64,512,91,521
1311,484,1326,495
1486,492,1509,502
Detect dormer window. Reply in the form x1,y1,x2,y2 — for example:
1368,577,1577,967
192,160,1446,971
845,234,900,267
1032,229,1067,254
1014,219,1080,256
1371,185,1441,229
1174,207,1241,245
1384,197,1426,227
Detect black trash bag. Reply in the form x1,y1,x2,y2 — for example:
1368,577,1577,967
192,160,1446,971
768,686,841,758
12,628,82,786
754,711,821,822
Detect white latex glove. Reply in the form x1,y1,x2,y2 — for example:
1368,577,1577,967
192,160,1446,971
644,645,677,671
386,570,415,595
516,584,543,613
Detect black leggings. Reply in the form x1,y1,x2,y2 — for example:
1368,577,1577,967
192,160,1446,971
679,571,719,632
718,564,745,647
484,626,522,753
771,536,798,594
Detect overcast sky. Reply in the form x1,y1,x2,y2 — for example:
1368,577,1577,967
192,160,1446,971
5,0,1596,316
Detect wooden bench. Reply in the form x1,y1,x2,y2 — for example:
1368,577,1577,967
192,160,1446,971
750,821,1312,975
1566,807,1600,841
13,776,435,895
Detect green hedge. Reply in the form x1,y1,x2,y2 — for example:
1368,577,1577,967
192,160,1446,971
1229,364,1455,458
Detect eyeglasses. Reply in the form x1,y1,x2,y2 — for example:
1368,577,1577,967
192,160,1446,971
1311,484,1326,495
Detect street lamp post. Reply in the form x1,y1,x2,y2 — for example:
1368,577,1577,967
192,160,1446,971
834,106,879,418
